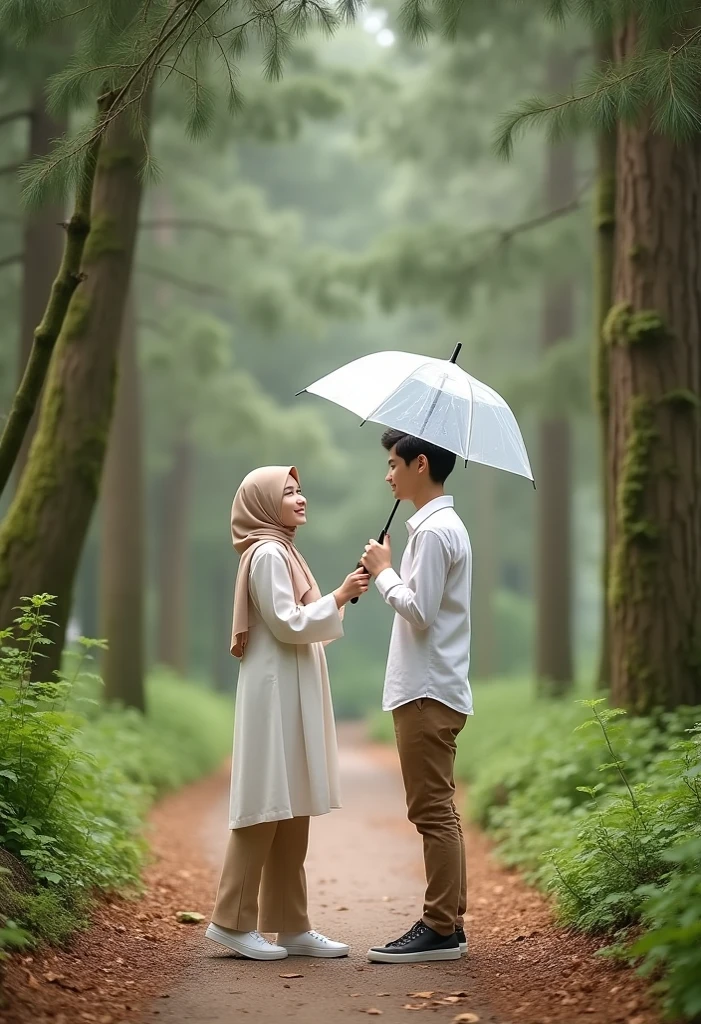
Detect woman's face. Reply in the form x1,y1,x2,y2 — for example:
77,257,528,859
280,474,307,528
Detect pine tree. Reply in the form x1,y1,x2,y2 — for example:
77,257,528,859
492,0,701,711
536,44,576,696
100,292,146,710
0,97,150,677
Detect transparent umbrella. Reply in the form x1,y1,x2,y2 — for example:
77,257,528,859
297,344,534,601
298,344,534,482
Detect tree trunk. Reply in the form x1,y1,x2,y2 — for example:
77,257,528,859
99,294,146,710
15,91,68,486
593,31,617,691
0,100,149,678
156,434,194,675
536,48,575,696
472,469,496,680
75,538,99,640
0,108,103,499
605,20,701,712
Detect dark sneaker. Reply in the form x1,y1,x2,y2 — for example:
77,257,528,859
367,920,461,963
455,927,468,955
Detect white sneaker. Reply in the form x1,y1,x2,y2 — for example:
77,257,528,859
205,923,289,960
277,929,350,958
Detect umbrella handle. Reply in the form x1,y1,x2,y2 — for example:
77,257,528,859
350,529,387,605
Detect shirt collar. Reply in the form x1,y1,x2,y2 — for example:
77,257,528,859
406,495,454,535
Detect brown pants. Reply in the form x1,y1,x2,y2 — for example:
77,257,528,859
393,698,467,936
211,816,311,933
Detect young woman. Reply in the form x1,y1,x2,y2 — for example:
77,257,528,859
205,465,368,961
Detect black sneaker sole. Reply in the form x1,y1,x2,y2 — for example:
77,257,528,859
367,946,461,964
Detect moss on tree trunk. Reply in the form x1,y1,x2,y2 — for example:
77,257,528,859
15,90,68,487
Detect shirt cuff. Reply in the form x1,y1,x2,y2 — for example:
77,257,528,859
375,567,403,601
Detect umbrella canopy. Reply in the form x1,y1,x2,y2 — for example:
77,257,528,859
298,348,534,483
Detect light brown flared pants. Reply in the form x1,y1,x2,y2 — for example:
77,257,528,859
211,816,312,933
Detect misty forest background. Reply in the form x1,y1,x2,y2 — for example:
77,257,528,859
0,1,701,1018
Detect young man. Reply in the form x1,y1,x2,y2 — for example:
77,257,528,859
361,428,473,964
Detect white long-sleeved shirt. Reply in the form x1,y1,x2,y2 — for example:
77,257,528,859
375,495,473,715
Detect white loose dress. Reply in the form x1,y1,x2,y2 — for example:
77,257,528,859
228,542,344,829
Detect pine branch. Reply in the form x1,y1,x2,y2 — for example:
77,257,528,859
495,22,701,158
0,109,32,129
138,262,230,299
139,218,266,239
497,194,584,244
0,252,22,270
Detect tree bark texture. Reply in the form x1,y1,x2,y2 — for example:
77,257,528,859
593,31,617,691
605,18,701,711
155,434,194,676
536,46,575,695
0,101,149,678
99,293,146,710
15,90,68,486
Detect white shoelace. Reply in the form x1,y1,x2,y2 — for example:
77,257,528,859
307,931,330,944
251,930,273,945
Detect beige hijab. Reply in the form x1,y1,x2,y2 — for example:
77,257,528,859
230,466,321,658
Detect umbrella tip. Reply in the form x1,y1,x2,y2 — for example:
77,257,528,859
449,343,462,364
294,388,307,397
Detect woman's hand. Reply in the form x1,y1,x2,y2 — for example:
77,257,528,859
334,568,370,608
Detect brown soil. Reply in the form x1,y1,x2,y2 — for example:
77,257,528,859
0,725,661,1024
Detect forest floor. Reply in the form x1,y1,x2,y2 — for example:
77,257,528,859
0,724,662,1024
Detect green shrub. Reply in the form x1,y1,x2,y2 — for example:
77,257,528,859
367,684,701,1019
0,596,232,954
633,838,701,1021
79,670,233,797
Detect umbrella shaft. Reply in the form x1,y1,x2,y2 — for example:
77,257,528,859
350,499,401,605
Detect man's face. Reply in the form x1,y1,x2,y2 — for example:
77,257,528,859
385,445,421,500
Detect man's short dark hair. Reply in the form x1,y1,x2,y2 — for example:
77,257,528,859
381,429,456,484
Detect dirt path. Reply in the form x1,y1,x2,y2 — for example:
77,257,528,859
1,724,660,1024
142,725,495,1024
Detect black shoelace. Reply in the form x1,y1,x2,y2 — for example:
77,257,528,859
390,920,427,947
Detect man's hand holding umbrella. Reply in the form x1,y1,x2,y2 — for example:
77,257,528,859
361,536,392,578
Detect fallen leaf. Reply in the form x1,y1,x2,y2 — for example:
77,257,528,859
403,1005,427,1012
443,997,461,1004
175,911,204,924
279,973,304,979
45,972,64,983
452,1015,480,1024
26,972,40,989
376,993,391,997
409,992,434,999
363,1011,383,1016
350,993,360,998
